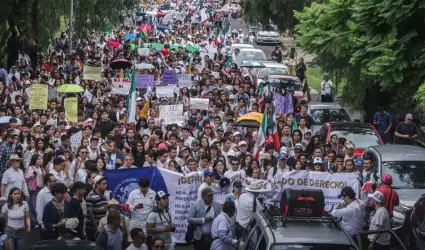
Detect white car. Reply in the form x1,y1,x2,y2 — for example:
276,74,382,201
231,43,254,54
255,24,280,45
253,61,289,86
237,48,267,64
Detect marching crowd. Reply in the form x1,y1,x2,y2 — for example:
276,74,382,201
0,0,413,249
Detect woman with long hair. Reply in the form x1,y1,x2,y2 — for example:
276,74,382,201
35,138,45,157
25,154,44,227
1,188,30,250
212,160,227,181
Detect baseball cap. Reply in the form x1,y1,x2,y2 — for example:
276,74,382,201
204,169,215,177
232,131,241,137
136,97,142,101
382,174,393,185
294,143,303,150
279,146,288,154
216,126,223,131
305,129,312,134
313,157,323,164
65,218,79,233
338,186,356,198
368,191,384,203
157,143,168,151
406,114,413,120
204,124,213,129
227,150,236,157
355,158,363,167
238,141,247,147
94,175,106,184
345,143,355,150
156,190,170,201
277,153,288,160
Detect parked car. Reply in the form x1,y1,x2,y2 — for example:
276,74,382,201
263,74,305,100
308,101,351,133
404,193,425,249
316,122,384,157
362,145,425,233
255,24,280,45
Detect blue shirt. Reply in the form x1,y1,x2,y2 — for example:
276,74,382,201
373,112,392,133
211,213,236,250
0,68,7,79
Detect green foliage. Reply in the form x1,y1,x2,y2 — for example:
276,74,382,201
295,0,425,112
242,0,312,33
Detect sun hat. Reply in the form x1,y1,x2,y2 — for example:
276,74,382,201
245,181,270,193
8,154,21,162
105,199,122,210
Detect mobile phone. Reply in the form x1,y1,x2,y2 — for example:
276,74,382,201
137,204,144,208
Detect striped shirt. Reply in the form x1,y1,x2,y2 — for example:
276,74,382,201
85,190,109,227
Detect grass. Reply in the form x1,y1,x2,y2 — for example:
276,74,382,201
306,66,345,94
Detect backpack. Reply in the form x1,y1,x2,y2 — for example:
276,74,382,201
95,223,127,248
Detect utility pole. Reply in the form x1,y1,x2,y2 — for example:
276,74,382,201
69,0,74,54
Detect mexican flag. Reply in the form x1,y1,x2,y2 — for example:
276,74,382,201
253,109,268,158
361,170,379,192
271,105,280,150
127,71,137,124
293,115,299,131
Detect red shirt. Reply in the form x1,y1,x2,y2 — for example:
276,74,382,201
376,185,400,217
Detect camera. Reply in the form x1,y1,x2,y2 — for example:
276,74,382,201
170,225,176,232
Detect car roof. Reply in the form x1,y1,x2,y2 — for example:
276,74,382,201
239,48,265,53
309,101,344,109
367,145,425,162
266,74,299,80
328,122,372,130
273,223,354,245
231,43,254,48
260,62,288,68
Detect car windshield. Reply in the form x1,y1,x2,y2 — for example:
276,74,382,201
263,24,276,31
271,244,356,250
269,78,301,91
330,129,383,148
259,68,289,78
311,109,350,125
381,161,425,189
240,51,267,61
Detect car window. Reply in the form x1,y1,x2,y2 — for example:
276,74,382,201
258,67,289,78
310,109,350,125
247,226,261,250
269,78,301,91
330,129,383,148
381,161,425,189
411,196,425,235
240,51,267,61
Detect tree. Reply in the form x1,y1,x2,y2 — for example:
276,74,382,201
242,0,312,34
294,0,425,118
0,0,137,68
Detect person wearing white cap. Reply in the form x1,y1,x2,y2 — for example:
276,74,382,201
236,141,249,156
394,113,417,145
267,153,290,182
367,191,391,250
344,142,357,163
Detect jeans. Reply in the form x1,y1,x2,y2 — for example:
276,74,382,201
6,228,25,250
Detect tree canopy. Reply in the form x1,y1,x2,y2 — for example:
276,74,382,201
0,0,137,63
294,0,425,114
242,0,313,33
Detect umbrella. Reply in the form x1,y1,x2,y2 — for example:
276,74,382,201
110,59,132,69
235,112,264,127
240,61,266,68
0,116,22,124
56,84,85,93
156,25,170,31
135,63,156,70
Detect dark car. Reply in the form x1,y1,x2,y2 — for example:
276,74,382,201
316,122,384,157
405,193,425,249
28,240,101,250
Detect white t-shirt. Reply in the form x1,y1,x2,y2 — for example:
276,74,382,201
2,202,29,229
320,80,332,95
197,182,211,201
126,243,148,250
368,207,391,245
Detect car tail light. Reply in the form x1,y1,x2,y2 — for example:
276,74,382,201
354,149,364,157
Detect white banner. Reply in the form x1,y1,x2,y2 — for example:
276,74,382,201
157,169,358,243
177,74,193,85
189,98,209,110
111,78,131,95
159,104,184,125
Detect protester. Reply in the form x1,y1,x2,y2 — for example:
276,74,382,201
96,211,125,250
187,187,221,250
58,218,81,240
126,228,148,250
98,199,131,246
1,188,30,250
210,200,238,250
376,174,399,219
42,183,70,240
146,191,174,250
367,191,391,250
68,181,87,239
1,155,29,199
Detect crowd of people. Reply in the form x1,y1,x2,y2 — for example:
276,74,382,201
0,0,413,249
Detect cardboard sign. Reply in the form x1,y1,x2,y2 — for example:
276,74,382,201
159,104,184,125
29,84,48,110
156,86,175,97
177,74,193,85
163,70,177,84
111,78,131,95
136,74,155,89
189,98,209,110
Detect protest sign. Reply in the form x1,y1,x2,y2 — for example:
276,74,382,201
163,70,177,84
70,131,82,153
111,78,131,95
159,104,184,125
136,74,154,89
82,90,93,102
211,72,220,79
104,168,358,243
63,97,78,123
29,84,48,110
125,33,136,41
176,74,193,85
137,48,150,57
83,66,102,81
156,86,174,97
189,98,209,110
